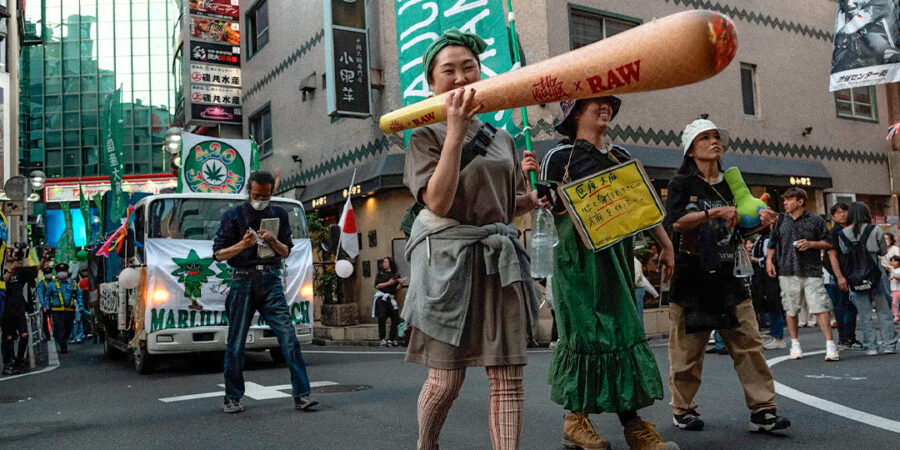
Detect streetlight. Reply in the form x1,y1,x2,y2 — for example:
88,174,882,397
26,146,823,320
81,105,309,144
24,170,46,233
164,127,182,170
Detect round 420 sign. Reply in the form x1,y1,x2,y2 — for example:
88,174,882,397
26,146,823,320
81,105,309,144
183,140,247,193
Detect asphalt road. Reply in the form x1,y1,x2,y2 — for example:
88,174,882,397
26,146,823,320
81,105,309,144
1,325,898,449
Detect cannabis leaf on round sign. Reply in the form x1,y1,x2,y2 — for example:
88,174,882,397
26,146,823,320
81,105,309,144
203,163,226,183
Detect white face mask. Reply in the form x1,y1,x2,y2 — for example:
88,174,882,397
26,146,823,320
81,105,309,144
250,200,269,211
58,272,69,280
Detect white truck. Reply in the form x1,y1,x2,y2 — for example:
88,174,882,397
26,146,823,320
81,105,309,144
99,193,314,374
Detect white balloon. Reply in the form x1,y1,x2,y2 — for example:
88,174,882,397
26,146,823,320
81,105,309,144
118,267,141,289
335,259,354,278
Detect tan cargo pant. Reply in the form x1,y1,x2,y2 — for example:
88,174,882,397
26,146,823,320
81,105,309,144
667,299,777,415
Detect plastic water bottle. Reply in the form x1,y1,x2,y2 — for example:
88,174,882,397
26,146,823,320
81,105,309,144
530,206,558,278
733,245,753,278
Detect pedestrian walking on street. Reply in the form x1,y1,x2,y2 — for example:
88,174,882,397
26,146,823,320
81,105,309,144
665,119,790,433
401,29,540,450
887,256,900,323
2,254,35,374
45,263,81,354
751,231,786,350
879,232,899,303
532,96,678,450
372,257,403,347
212,171,317,414
832,202,898,355
765,187,839,362
823,203,862,349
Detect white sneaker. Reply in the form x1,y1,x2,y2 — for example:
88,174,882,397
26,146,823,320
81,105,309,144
866,349,878,356
825,343,840,362
789,344,803,360
763,338,786,350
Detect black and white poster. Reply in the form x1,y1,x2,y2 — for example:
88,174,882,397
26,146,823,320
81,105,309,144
831,0,900,91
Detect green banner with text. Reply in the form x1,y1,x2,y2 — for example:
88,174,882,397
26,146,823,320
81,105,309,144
101,89,126,223
394,0,520,143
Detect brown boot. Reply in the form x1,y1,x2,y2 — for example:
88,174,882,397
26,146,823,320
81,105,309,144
623,417,679,450
563,412,610,450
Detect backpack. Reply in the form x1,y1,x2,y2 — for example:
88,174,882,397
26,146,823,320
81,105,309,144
838,224,881,292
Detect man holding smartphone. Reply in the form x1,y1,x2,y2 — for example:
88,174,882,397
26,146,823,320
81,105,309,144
212,171,317,414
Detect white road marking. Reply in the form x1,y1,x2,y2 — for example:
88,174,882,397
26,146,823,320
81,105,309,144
159,381,338,403
768,349,900,434
0,342,60,382
804,374,867,381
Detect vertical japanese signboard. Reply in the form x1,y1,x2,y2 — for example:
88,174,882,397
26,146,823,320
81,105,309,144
183,0,243,126
325,0,372,117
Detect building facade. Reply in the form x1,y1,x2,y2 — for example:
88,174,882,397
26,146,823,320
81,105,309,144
241,0,900,337
18,0,180,180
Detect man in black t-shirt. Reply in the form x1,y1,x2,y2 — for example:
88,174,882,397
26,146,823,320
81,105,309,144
765,187,837,362
823,203,861,348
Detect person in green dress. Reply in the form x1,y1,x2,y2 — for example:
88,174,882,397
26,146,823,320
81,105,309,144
524,97,678,450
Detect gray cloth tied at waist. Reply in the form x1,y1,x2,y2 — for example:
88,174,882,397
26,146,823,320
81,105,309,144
401,209,539,347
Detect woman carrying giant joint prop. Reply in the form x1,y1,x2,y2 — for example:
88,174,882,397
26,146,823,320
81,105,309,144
664,119,790,433
401,29,542,450
526,96,678,450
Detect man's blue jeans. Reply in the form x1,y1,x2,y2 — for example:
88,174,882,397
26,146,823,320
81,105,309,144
224,268,311,401
768,311,785,340
825,283,857,343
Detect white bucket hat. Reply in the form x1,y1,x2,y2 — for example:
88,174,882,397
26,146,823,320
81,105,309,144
680,119,730,155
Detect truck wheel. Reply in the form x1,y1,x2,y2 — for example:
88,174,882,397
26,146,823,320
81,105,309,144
103,334,123,360
269,348,286,364
134,347,154,374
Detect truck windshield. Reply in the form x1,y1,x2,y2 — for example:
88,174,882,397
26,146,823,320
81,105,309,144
147,199,308,240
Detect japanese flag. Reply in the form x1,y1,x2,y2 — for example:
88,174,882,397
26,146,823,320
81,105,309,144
338,196,359,258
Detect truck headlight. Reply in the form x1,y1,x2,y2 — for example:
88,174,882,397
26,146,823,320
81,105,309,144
300,283,313,300
152,287,170,305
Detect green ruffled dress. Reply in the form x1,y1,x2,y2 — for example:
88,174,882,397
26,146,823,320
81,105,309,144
547,212,664,413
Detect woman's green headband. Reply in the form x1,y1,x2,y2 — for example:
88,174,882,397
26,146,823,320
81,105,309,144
422,28,487,80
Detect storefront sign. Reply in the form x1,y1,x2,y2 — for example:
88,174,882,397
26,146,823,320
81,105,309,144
180,132,251,193
328,27,371,116
189,41,240,66
44,178,178,203
190,16,240,45
189,0,239,20
190,104,242,124
190,84,241,106
190,63,241,87
558,160,665,252
789,176,812,186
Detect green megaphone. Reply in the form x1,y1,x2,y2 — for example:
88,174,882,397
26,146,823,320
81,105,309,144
724,167,770,228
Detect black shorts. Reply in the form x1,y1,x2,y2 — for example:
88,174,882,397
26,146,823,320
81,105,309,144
2,314,28,338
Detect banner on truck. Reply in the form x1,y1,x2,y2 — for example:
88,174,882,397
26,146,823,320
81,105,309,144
144,239,313,333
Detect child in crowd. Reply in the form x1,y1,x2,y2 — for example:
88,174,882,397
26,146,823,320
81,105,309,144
889,256,900,323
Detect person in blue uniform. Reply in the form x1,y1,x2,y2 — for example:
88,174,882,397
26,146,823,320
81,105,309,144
45,263,81,354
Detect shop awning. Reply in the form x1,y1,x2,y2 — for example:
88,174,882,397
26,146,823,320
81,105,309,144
300,153,406,210
529,141,833,189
